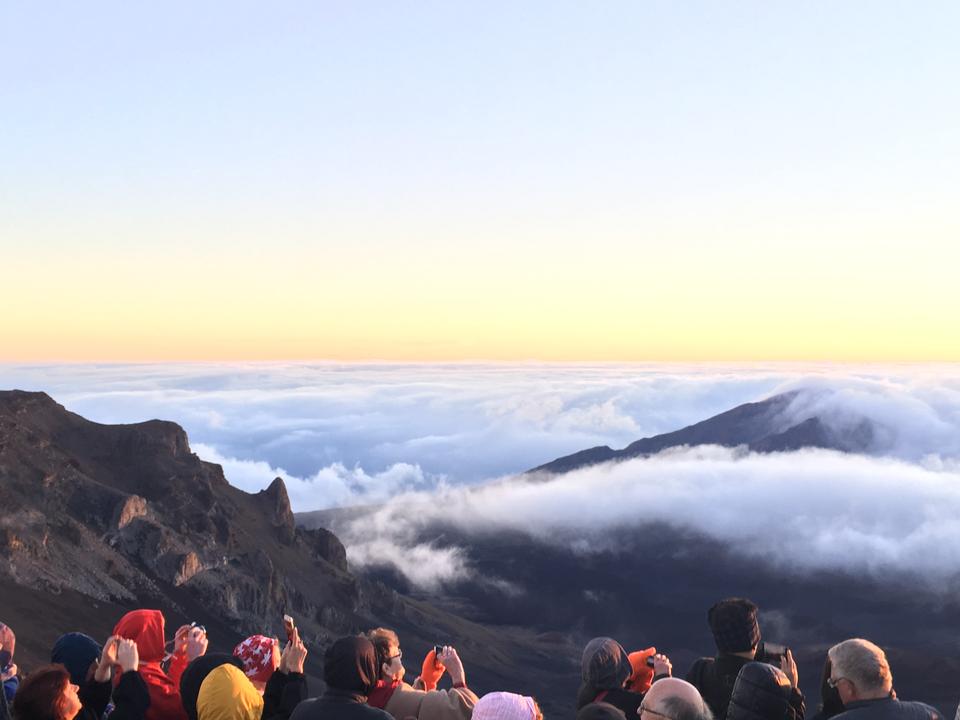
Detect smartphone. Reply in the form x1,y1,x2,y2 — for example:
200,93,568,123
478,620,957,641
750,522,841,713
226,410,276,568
0,650,11,669
645,656,656,668
283,614,296,641
762,642,786,662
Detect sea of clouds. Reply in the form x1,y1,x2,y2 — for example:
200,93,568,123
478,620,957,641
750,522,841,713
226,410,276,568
4,362,960,587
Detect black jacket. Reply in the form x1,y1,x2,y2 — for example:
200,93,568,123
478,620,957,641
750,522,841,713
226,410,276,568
76,671,150,720
288,690,393,720
834,697,942,720
726,662,792,720
262,671,308,720
586,688,643,718
687,656,804,720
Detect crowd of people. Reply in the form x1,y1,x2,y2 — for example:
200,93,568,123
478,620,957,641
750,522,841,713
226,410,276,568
0,597,947,720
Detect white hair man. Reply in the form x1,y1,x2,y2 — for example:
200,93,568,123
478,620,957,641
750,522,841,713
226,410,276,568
638,678,713,720
828,639,941,720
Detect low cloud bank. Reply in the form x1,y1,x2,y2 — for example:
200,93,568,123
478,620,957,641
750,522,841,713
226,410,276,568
193,443,440,509
336,446,960,590
4,363,960,512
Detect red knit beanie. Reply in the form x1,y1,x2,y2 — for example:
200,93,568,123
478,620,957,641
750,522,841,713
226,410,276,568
233,635,278,685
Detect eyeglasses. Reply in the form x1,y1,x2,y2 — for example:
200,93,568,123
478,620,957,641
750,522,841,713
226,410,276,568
827,676,848,689
638,703,672,720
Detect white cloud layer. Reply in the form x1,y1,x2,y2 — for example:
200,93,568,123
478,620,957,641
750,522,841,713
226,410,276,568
334,445,960,590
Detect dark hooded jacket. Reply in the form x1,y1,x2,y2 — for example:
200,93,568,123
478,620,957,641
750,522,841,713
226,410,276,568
113,609,188,720
94,671,151,720
261,669,308,720
288,637,391,720
687,657,804,720
576,637,644,718
726,662,793,720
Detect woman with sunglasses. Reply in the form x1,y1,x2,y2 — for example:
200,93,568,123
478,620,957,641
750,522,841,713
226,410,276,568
364,628,477,720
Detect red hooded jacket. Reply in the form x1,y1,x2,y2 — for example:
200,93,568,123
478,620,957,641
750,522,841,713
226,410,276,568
113,609,189,720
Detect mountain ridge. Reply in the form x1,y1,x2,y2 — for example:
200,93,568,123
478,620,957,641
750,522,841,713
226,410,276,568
528,390,874,475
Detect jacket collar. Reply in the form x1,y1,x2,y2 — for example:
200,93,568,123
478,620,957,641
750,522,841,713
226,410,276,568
323,688,368,704
844,694,896,710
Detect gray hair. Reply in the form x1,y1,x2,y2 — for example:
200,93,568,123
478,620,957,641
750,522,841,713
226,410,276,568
660,695,715,720
828,638,893,695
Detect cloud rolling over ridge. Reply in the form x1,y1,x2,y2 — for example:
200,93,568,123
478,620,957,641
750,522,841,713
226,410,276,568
335,446,960,590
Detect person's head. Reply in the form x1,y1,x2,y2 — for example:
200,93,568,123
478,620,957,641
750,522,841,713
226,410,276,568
707,598,760,658
323,635,379,697
12,664,82,720
113,609,167,663
726,662,791,720
639,678,713,720
473,692,543,720
817,656,845,719
196,664,264,720
51,633,102,687
365,627,404,683
576,637,633,710
232,635,280,693
180,654,246,720
827,639,893,704
582,637,632,689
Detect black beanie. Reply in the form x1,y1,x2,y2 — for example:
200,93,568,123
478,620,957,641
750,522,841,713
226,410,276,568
708,597,761,654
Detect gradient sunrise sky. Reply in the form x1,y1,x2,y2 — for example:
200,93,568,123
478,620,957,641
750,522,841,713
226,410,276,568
2,1,958,362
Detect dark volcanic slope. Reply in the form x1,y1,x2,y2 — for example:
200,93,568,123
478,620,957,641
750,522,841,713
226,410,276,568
530,390,874,475
0,391,574,714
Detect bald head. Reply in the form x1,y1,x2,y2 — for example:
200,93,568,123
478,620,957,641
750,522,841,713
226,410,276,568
642,679,713,720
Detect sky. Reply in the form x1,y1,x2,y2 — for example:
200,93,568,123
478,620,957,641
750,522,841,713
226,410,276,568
2,2,959,362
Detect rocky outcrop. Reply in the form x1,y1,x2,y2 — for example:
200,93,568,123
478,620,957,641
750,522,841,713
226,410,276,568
115,495,147,529
174,551,202,586
259,477,296,545
301,527,349,573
